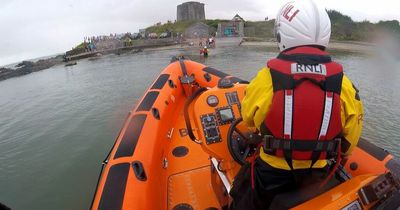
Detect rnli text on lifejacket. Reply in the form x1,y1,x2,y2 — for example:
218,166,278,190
291,63,327,75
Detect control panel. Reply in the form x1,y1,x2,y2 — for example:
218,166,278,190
201,114,221,144
192,83,246,161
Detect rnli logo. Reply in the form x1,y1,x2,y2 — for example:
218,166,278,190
291,63,327,75
282,4,300,22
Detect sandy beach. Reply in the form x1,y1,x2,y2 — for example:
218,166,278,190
241,40,374,53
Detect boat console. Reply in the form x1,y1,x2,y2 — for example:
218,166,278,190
191,82,255,177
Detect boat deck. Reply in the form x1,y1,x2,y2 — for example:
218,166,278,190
164,102,221,209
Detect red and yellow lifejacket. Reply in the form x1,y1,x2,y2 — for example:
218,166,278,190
261,46,343,169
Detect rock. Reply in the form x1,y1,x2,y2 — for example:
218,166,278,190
1,56,64,82
15,61,35,68
0,67,8,73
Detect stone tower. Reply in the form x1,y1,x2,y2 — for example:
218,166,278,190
177,2,205,22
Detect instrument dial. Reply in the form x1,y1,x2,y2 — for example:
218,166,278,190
207,95,219,107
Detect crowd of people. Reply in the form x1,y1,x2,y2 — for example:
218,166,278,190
198,37,216,48
81,33,132,52
84,33,124,44
199,37,216,57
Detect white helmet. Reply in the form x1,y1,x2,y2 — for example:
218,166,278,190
274,0,331,51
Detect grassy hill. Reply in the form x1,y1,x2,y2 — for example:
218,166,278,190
244,10,400,41
146,10,400,42
328,10,400,40
146,19,231,34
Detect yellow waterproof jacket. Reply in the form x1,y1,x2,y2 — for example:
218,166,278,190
241,67,364,170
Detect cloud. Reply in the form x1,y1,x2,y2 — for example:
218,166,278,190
0,0,399,66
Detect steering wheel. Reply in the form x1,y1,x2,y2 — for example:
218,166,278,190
227,117,260,165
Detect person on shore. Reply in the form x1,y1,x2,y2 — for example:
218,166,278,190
230,0,364,209
200,46,208,57
85,43,89,52
208,37,216,48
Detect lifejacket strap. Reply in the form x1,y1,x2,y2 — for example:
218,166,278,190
283,148,294,171
268,70,343,94
309,151,322,170
263,136,339,151
262,136,341,158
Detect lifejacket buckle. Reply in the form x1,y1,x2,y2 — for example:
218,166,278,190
328,138,341,158
262,135,275,153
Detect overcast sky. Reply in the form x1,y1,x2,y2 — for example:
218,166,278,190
1,0,399,66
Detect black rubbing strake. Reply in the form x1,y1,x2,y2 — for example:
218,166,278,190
203,67,249,84
203,67,229,78
136,91,159,111
114,114,147,159
151,74,170,90
98,163,130,210
385,158,400,182
358,138,389,161
230,77,249,84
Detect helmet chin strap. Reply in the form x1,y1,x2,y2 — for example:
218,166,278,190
274,7,283,51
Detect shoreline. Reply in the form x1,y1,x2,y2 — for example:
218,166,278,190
241,40,374,53
0,39,374,82
0,56,65,82
0,40,186,82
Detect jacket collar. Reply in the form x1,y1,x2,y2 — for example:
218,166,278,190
278,46,331,64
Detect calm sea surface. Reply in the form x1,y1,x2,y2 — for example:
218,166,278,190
1,42,399,209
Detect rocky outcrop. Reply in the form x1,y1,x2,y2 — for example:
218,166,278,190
0,55,64,81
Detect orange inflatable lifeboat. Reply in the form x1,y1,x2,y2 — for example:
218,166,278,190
91,58,400,210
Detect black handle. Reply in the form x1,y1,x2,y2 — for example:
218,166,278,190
132,161,147,181
183,87,207,143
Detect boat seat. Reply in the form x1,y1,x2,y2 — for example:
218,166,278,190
269,175,341,209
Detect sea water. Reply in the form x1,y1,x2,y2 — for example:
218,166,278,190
0,43,399,209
